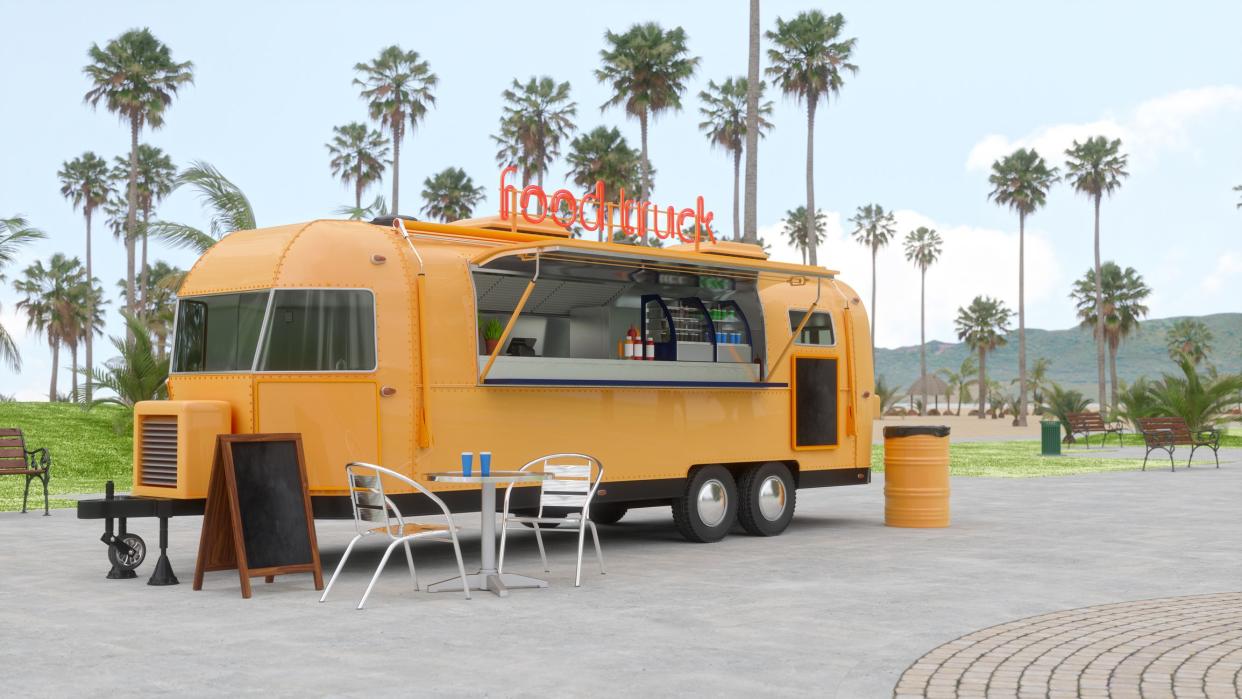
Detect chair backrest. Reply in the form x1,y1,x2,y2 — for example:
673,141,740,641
523,454,602,512
0,429,26,470
1136,417,1193,444
345,463,407,538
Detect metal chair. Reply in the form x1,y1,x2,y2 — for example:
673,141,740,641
498,453,605,587
320,462,471,609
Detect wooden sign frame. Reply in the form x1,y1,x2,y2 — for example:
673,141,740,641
193,434,324,598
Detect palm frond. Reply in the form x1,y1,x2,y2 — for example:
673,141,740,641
146,221,218,254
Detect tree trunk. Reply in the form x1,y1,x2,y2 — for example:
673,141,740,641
804,98,817,267
1092,194,1106,415
70,342,79,401
920,267,927,414
49,340,60,402
978,349,986,420
126,119,140,334
742,0,760,244
639,109,650,246
731,150,741,240
391,116,402,215
1017,211,1028,426
1109,339,1120,412
355,163,363,210
84,208,93,402
870,244,877,350
140,206,150,312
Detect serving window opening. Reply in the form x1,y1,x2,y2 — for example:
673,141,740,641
472,252,770,386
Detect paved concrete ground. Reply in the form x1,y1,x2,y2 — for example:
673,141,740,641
2,452,1240,697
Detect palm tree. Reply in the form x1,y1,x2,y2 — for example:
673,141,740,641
566,126,643,236
766,11,858,267
354,46,437,215
76,313,169,411
1147,356,1242,432
420,168,485,222
988,148,1058,425
937,355,977,416
743,0,761,244
903,226,943,411
121,144,176,307
327,122,390,211
0,216,46,370
336,195,388,222
1064,136,1129,414
83,28,194,317
849,204,897,347
119,260,179,357
61,277,105,401
1070,262,1151,410
781,206,826,264
148,162,256,253
1165,318,1213,366
955,296,1013,420
596,22,700,214
14,254,86,401
1028,356,1052,409
493,76,577,188
1234,184,1241,209
699,77,772,239
57,153,110,397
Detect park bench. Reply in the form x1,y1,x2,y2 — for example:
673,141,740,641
0,428,51,515
1135,417,1221,472
1065,411,1124,447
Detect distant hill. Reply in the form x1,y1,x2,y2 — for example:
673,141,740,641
875,313,1242,397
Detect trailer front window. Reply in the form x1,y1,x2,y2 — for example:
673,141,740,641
256,289,376,372
172,292,268,372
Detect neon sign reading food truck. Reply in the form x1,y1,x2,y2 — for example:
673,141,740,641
498,165,717,246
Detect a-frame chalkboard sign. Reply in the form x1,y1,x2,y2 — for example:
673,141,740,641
193,434,324,598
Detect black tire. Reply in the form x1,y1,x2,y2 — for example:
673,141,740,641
590,503,628,525
737,462,796,537
108,533,147,571
672,465,738,543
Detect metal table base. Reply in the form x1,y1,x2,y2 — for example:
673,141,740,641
425,477,547,597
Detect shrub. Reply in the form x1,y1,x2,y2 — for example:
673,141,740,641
1147,356,1242,431
1041,383,1091,436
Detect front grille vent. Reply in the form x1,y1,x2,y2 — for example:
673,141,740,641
140,417,179,487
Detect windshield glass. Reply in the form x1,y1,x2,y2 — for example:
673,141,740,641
171,292,269,372
256,289,376,371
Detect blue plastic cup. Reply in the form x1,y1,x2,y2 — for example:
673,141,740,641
480,451,492,477
461,451,473,477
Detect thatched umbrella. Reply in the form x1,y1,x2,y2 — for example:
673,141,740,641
907,374,950,414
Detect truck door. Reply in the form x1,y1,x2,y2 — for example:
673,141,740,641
253,289,381,491
788,310,842,450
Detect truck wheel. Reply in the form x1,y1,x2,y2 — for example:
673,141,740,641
737,463,796,537
672,466,737,543
108,533,147,571
590,503,628,525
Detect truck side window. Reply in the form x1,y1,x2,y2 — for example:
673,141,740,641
789,310,834,346
257,290,377,372
171,292,268,372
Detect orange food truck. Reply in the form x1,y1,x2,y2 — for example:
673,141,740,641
91,170,875,567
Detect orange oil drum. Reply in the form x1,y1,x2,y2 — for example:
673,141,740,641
883,425,950,527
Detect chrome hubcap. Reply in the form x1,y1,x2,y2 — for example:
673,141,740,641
758,475,787,521
696,478,728,527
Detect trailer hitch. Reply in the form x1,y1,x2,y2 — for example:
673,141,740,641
101,481,144,579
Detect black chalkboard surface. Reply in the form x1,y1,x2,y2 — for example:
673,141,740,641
193,434,323,598
794,357,839,447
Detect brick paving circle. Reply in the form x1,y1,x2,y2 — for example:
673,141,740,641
894,592,1242,698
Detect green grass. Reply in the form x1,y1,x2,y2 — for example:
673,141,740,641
1076,431,1241,449
0,402,133,511
871,441,1156,478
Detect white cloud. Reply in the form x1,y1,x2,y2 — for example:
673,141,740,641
965,85,1242,172
762,209,1060,349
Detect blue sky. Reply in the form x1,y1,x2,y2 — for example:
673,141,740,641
1,0,1240,399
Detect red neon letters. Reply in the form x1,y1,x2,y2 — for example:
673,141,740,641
499,166,716,244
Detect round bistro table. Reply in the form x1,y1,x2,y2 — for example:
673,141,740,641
423,470,547,597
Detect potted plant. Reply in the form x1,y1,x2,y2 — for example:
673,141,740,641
482,318,504,354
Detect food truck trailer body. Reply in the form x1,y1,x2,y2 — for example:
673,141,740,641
134,216,875,541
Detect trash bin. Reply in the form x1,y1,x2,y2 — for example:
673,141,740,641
883,425,950,528
1040,420,1062,456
